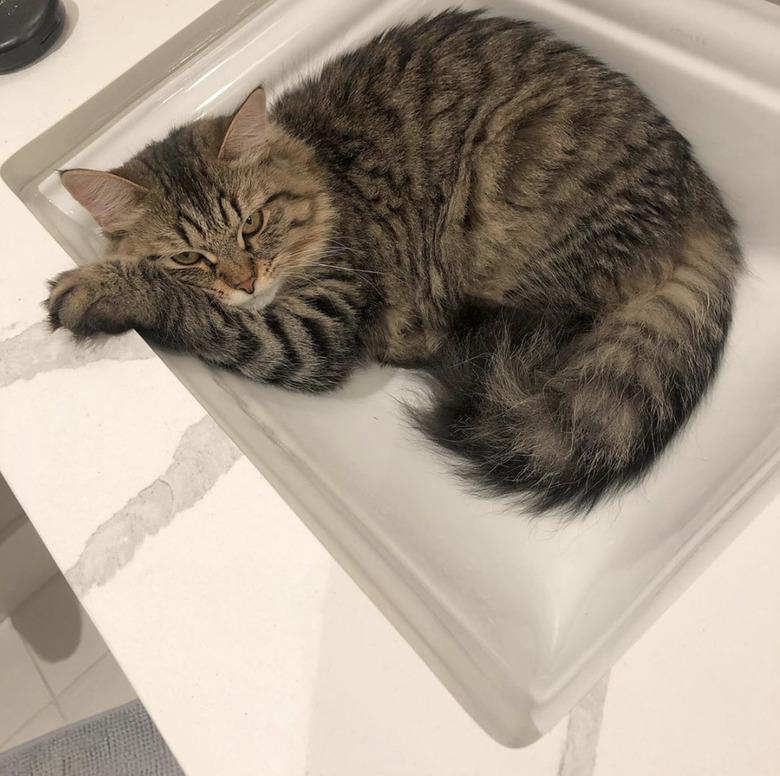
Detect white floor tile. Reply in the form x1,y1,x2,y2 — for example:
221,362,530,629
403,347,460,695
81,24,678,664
11,574,107,695
57,652,137,724
0,520,58,622
0,618,51,742
0,704,65,752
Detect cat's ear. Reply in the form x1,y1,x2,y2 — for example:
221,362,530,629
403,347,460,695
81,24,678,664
60,169,147,232
219,88,268,161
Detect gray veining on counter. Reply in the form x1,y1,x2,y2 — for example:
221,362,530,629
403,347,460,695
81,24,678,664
0,322,154,388
558,673,610,776
67,415,243,596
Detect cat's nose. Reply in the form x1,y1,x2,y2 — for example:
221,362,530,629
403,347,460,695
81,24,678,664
235,275,256,294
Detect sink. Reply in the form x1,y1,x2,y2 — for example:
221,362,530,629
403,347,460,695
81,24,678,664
4,0,780,745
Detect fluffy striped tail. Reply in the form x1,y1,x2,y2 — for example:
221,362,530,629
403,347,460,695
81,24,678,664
416,221,741,514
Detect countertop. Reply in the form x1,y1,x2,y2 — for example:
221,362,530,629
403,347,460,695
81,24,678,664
0,2,778,774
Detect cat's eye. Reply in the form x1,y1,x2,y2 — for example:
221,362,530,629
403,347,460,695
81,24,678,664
171,251,204,265
241,209,264,237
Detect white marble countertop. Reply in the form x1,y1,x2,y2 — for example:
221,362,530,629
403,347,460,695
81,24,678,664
0,2,778,775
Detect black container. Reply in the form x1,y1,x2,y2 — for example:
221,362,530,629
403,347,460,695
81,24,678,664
0,0,66,73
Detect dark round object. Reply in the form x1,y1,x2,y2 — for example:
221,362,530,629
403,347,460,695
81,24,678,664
0,0,66,74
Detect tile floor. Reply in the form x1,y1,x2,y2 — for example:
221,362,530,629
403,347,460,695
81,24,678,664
0,573,137,752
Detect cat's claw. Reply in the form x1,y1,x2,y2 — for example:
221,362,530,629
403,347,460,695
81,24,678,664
46,269,87,332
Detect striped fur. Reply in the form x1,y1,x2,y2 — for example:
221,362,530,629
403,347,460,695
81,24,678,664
47,11,742,513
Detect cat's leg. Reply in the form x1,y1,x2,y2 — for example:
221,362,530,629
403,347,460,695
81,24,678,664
46,260,368,392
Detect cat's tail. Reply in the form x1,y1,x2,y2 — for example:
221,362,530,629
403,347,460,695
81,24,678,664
416,213,742,514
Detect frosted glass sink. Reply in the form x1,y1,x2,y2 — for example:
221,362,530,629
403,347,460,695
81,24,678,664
4,0,780,746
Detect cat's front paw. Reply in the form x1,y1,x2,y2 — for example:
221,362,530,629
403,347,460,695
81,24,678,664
46,262,149,338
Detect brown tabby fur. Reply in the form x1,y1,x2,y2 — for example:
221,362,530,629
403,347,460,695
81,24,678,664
46,11,742,513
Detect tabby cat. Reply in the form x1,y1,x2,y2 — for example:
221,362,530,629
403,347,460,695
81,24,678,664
46,11,741,513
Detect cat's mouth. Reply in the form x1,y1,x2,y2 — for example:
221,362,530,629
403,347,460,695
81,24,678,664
226,276,282,311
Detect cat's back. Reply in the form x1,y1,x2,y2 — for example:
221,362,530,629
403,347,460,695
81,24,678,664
271,10,659,160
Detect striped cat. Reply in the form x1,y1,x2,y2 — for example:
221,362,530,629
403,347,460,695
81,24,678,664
46,11,741,513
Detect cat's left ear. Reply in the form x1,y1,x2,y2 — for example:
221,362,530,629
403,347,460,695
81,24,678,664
219,88,268,161
60,169,147,232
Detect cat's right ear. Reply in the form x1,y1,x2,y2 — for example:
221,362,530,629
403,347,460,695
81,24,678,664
219,88,268,160
60,169,147,232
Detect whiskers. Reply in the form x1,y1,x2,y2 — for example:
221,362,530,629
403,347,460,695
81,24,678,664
276,237,397,294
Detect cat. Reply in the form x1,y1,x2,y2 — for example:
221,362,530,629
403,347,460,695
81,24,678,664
46,10,742,513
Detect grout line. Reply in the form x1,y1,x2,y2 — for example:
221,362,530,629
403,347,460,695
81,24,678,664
18,629,62,719
0,704,52,752
0,512,29,547
13,576,106,722
53,646,110,703
49,690,67,722
0,581,59,750
2,574,115,750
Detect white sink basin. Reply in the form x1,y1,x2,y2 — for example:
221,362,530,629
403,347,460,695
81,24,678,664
5,0,780,745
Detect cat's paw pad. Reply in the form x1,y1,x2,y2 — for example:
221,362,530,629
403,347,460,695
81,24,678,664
45,263,136,338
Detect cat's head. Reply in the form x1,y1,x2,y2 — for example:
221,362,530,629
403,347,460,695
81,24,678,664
61,88,332,310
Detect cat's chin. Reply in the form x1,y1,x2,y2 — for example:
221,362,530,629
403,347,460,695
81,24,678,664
243,294,275,311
